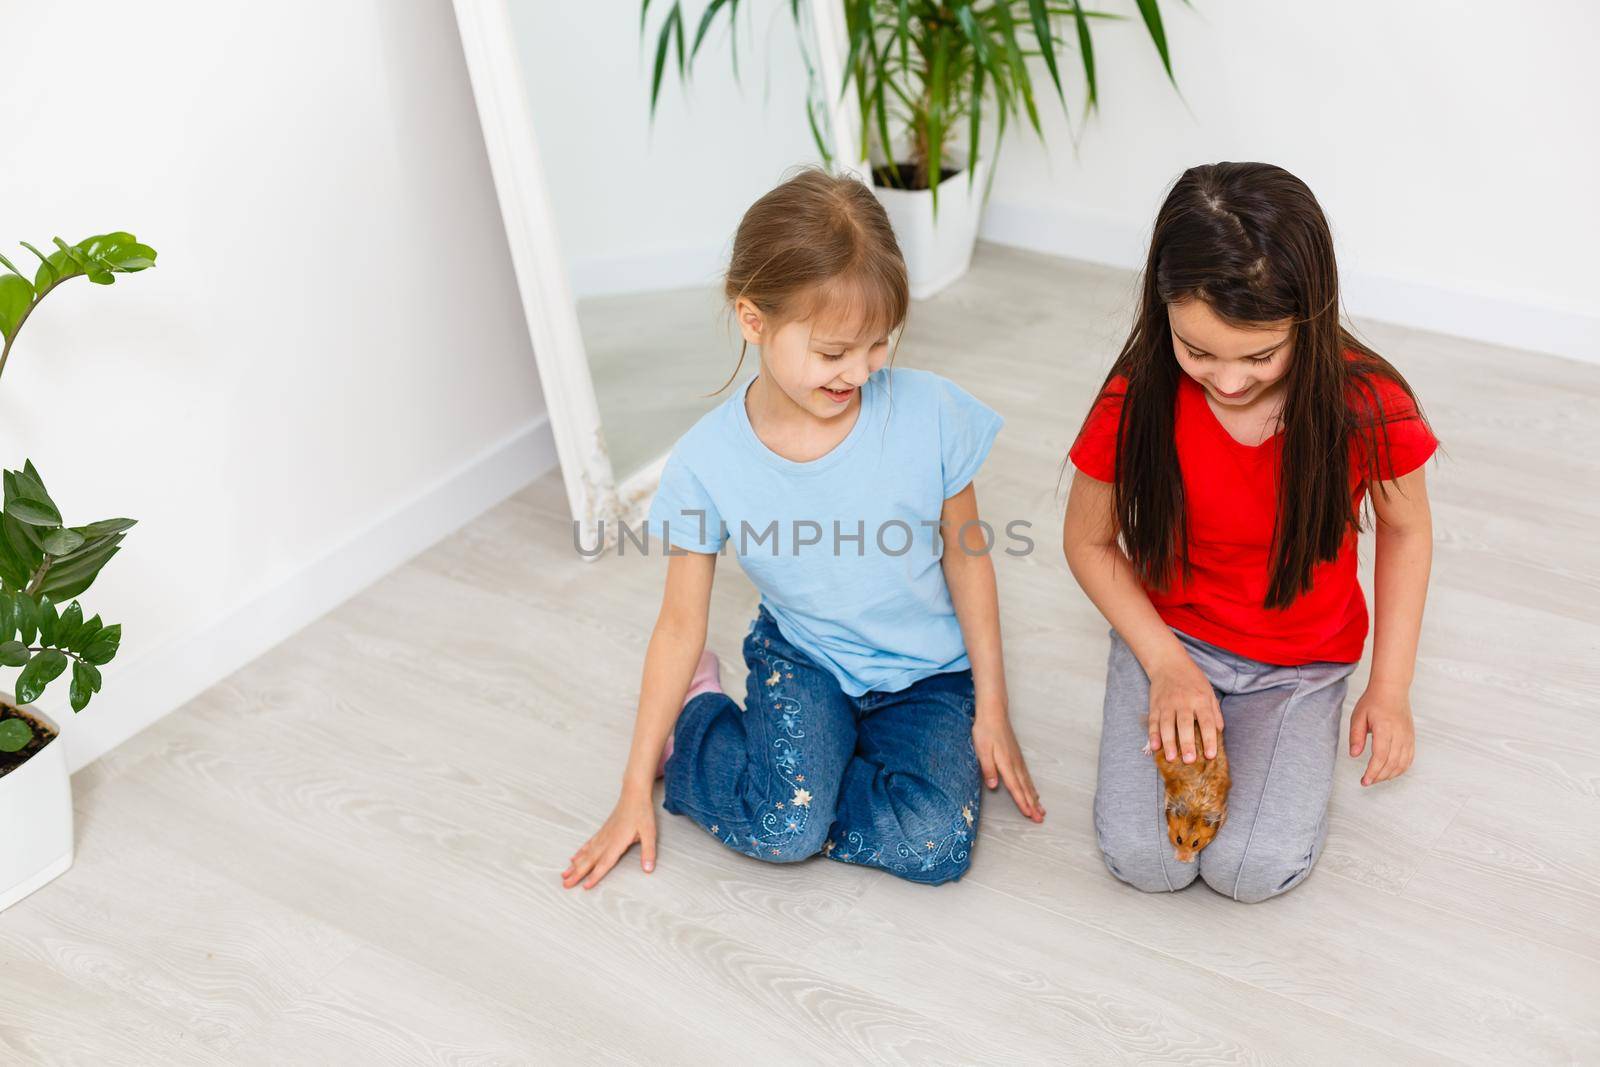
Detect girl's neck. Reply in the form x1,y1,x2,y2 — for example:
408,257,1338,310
1201,375,1289,447
746,362,863,463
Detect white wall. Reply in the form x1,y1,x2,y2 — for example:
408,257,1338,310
978,0,1600,364
0,1,550,770
512,0,823,297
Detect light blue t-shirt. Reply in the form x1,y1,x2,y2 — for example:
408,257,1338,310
645,366,1004,697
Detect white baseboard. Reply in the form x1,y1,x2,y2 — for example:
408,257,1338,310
979,201,1599,367
55,414,559,774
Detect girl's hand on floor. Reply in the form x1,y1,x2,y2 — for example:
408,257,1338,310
561,788,657,890
973,705,1045,822
1148,654,1223,763
1349,684,1415,786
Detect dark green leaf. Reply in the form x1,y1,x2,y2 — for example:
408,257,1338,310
1133,0,1175,83
37,596,57,646
18,460,51,502
15,648,67,704
54,601,84,649
5,498,60,527
0,516,45,589
3,467,59,523
648,6,682,115
73,613,103,652
37,540,123,601
41,528,84,556
74,657,102,694
0,717,31,753
1026,0,1065,103
0,640,30,667
967,43,986,193
1072,2,1098,106
71,518,137,540
690,0,728,59
69,672,91,712
81,623,121,666
13,593,36,644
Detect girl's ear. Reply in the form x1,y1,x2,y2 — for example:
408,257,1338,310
734,298,766,346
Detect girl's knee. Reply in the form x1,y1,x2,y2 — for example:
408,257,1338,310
893,849,972,886
1095,813,1199,894
1098,843,1196,894
827,800,977,884
742,821,831,864
1200,833,1322,903
1088,796,1203,895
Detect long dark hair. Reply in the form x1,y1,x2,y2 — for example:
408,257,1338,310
1085,162,1432,609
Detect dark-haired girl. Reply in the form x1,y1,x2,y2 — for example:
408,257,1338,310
1062,162,1438,903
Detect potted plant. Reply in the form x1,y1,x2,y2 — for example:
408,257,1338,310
642,0,1182,297
0,233,154,911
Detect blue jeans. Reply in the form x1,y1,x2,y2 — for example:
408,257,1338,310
662,604,982,885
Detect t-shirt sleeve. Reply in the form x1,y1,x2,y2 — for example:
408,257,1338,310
1355,375,1438,482
646,450,726,553
1067,376,1128,483
935,374,1005,499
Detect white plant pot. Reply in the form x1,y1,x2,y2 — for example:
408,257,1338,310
0,703,74,913
871,157,990,300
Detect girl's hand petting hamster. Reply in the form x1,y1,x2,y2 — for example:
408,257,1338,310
972,700,1045,822
562,787,657,890
1349,682,1416,786
1147,652,1224,764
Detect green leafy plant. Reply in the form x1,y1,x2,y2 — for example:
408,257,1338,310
642,0,1182,213
0,233,154,755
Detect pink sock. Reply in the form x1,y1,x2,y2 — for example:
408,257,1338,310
659,650,723,777
684,649,724,703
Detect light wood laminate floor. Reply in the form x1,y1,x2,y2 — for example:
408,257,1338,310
2,245,1596,1064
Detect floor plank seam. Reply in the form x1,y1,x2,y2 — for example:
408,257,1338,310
960,873,1464,1061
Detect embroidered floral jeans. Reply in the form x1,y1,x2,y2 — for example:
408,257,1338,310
662,603,982,885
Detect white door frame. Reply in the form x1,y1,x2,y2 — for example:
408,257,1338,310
450,0,859,554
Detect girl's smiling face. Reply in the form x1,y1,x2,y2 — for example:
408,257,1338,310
1168,297,1294,407
736,293,891,419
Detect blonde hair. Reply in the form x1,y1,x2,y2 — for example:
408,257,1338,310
711,166,910,396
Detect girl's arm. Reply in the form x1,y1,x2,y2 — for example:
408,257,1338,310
561,547,717,889
941,482,1044,822
1062,470,1223,764
1350,465,1433,785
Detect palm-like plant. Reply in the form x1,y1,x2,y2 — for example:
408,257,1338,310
0,233,153,760
642,0,1182,213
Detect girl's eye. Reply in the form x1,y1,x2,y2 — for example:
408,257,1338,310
821,352,845,360
1248,352,1275,365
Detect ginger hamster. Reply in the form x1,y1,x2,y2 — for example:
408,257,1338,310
1149,736,1231,863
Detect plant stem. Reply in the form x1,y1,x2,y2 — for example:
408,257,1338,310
0,278,62,387
24,558,52,600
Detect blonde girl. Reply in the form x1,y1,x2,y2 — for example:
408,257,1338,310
564,168,1043,891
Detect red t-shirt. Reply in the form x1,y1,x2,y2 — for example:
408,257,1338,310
1068,363,1437,665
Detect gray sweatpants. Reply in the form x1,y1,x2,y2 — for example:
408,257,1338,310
1092,627,1358,903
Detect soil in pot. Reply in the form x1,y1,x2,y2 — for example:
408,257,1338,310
0,702,56,778
872,162,961,192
